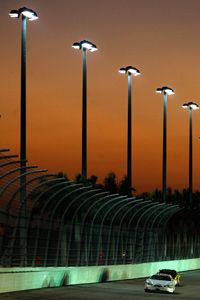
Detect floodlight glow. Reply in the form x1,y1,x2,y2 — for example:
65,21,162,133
9,7,38,21
73,40,97,52
21,10,34,18
81,41,93,49
72,42,81,49
128,69,138,75
127,67,140,76
9,10,19,18
182,102,199,110
119,67,126,74
135,70,141,76
156,88,163,93
29,14,38,21
190,103,199,110
119,66,141,76
182,103,188,109
156,86,175,95
164,88,175,95
90,46,97,52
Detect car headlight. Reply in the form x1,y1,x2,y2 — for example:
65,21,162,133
164,284,174,288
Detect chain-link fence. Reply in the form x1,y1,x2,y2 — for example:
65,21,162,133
1,149,200,267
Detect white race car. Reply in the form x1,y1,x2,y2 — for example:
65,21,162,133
145,273,175,294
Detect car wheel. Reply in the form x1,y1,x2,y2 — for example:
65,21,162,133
145,289,149,292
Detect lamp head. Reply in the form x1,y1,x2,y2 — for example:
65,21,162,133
81,40,97,52
156,86,175,95
156,88,163,94
72,40,97,52
182,103,188,109
72,42,81,50
119,66,141,76
9,7,38,21
118,67,126,74
182,102,199,110
126,66,141,76
9,9,19,18
89,45,98,52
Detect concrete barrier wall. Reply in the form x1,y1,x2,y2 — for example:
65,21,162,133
1,258,200,293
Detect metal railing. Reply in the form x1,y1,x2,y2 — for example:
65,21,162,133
1,149,200,267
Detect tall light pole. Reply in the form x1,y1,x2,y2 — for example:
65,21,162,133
9,7,38,171
119,66,141,193
9,7,38,266
156,86,175,203
72,40,97,179
182,102,199,206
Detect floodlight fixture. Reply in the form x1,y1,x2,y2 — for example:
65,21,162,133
119,67,126,74
9,5,38,266
182,100,199,206
156,86,175,95
72,42,81,50
72,39,98,179
9,9,19,18
182,102,199,110
156,85,175,203
72,40,97,52
119,65,141,193
9,7,38,21
119,66,141,76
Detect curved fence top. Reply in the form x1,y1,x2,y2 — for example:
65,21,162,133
0,148,182,230
1,148,198,268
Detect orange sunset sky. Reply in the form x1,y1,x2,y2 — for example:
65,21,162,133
0,0,200,194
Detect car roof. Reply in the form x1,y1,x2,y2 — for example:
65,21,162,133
159,269,177,277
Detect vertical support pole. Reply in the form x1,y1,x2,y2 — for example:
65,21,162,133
189,108,193,206
162,92,167,203
20,15,27,266
127,73,132,191
21,15,26,169
82,48,87,179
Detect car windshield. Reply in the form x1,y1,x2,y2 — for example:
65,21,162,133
151,274,171,281
159,269,176,278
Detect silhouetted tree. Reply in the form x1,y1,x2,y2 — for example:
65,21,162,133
139,191,151,200
74,173,90,186
193,190,200,208
173,189,181,205
166,187,172,203
118,175,135,196
150,188,162,202
56,171,69,180
182,188,189,207
88,175,98,188
103,172,118,194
